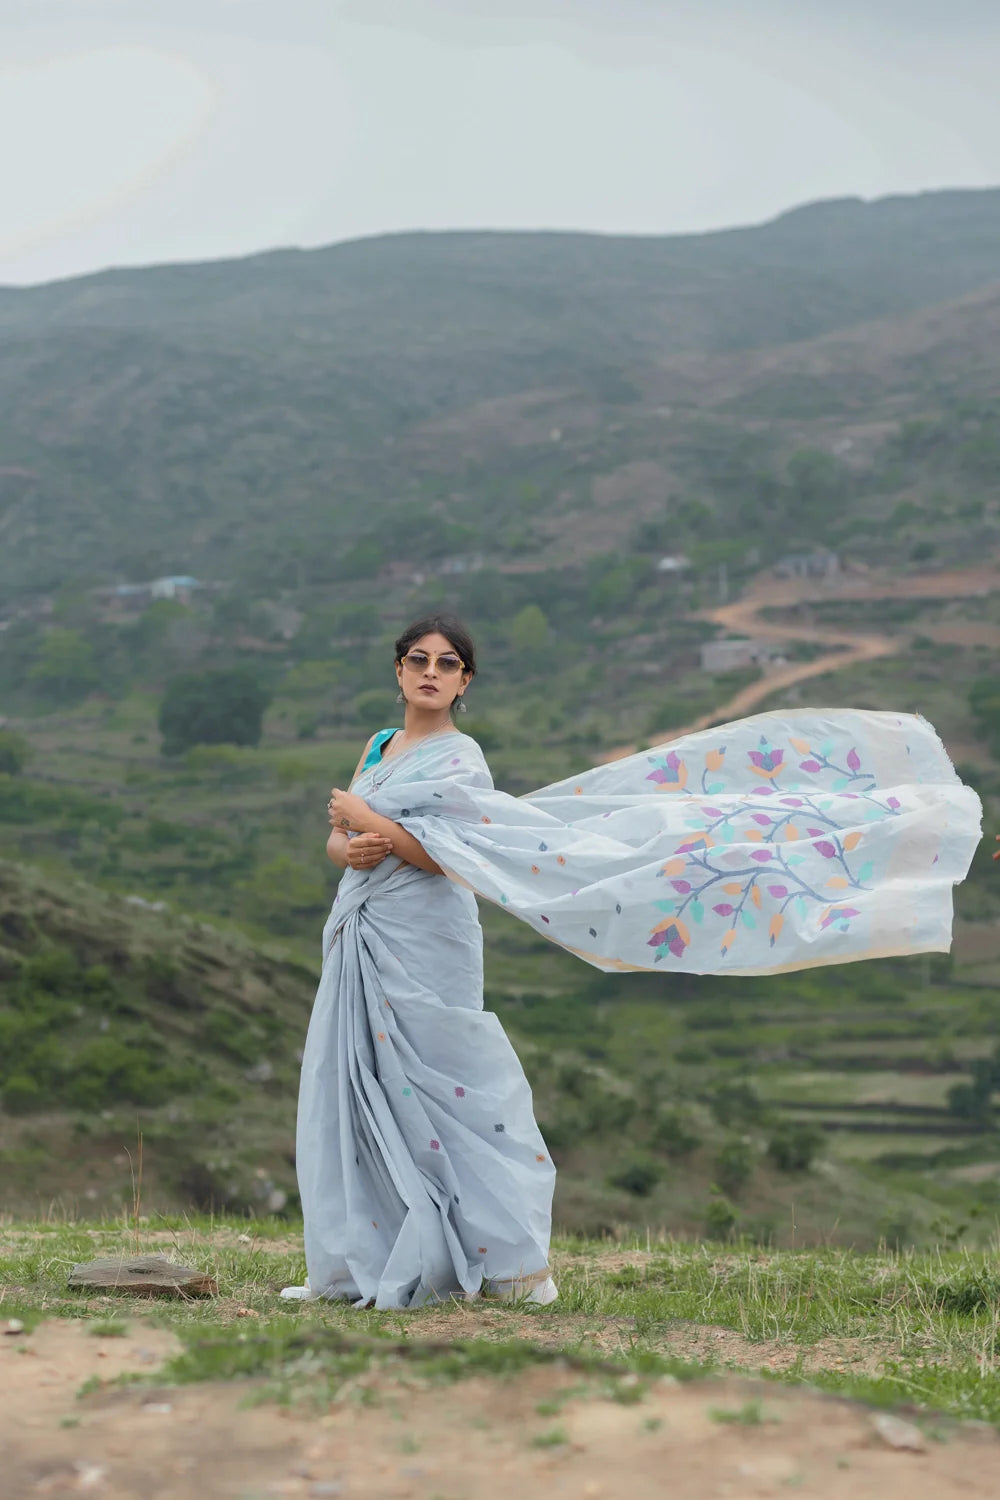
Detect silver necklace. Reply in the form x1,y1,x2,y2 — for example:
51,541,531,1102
369,727,456,789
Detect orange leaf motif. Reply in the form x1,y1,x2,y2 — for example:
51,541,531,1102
705,748,726,772
745,827,763,842
790,737,812,755
784,825,800,842
723,882,743,895
827,876,849,889
769,913,784,946
662,858,687,877
843,831,863,852
721,928,737,953
751,884,762,909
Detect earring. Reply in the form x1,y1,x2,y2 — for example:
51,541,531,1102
456,696,468,714
396,690,405,704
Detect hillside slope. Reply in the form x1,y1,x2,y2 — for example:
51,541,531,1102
1,189,1000,591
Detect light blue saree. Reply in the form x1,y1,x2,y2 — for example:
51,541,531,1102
296,709,981,1307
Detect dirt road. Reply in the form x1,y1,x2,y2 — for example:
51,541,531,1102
608,563,998,759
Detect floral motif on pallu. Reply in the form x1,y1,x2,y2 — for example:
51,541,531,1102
647,732,888,962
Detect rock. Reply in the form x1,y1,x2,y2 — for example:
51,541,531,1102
3,1318,25,1335
871,1413,927,1452
68,1255,218,1296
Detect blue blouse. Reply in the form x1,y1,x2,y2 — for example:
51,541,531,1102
361,728,400,772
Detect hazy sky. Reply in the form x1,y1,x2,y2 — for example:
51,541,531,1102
2,0,999,286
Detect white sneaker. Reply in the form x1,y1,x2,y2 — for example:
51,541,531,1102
490,1274,559,1306
279,1283,315,1301
527,1276,559,1306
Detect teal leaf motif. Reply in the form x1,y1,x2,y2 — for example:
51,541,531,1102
707,783,726,794
820,739,835,757
858,860,874,883
796,896,808,917
786,854,806,866
741,910,757,930
720,824,736,844
653,899,676,913
831,777,849,792
691,900,704,925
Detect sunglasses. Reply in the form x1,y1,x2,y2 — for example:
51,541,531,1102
400,650,466,675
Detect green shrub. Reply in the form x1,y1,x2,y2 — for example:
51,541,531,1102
704,1192,738,1240
0,730,31,775
203,1007,261,1064
651,1108,699,1157
766,1122,825,1173
714,1136,756,1195
608,1155,662,1197
711,1080,765,1127
2,1074,42,1114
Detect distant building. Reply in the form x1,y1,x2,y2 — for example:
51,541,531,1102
655,554,691,574
437,554,484,576
150,575,200,602
96,575,203,613
700,638,776,674
774,550,840,580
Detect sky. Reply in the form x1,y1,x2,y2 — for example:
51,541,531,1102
2,0,999,286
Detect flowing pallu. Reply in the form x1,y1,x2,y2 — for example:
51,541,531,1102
297,708,981,1306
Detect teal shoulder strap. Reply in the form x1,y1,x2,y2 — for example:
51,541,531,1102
361,728,399,772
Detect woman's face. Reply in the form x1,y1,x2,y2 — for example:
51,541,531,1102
395,632,471,711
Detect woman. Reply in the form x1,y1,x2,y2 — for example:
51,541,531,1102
285,613,982,1309
285,614,558,1309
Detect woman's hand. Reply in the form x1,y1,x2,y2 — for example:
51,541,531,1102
328,787,374,833
345,831,394,871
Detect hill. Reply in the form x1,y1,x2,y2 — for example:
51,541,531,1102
1,189,1000,592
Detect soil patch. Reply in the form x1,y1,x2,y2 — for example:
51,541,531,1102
1,1321,996,1499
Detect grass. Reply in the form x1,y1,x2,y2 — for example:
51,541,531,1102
4,1218,1000,1427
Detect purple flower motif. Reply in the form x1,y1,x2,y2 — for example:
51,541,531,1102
847,748,861,773
713,903,734,916
800,760,821,773
814,841,837,859
887,796,901,810
781,797,804,807
750,850,773,862
752,787,776,796
430,1139,441,1150
752,813,772,826
807,828,824,837
646,750,687,789
748,747,784,777
671,879,692,894
540,915,550,923
767,884,788,898
701,806,723,817
455,1086,466,1098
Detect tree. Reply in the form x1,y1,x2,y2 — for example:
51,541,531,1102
509,604,550,652
27,629,99,701
158,668,271,756
0,730,31,775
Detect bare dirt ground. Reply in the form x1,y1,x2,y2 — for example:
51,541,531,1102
3,1319,998,1500
608,562,1000,760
